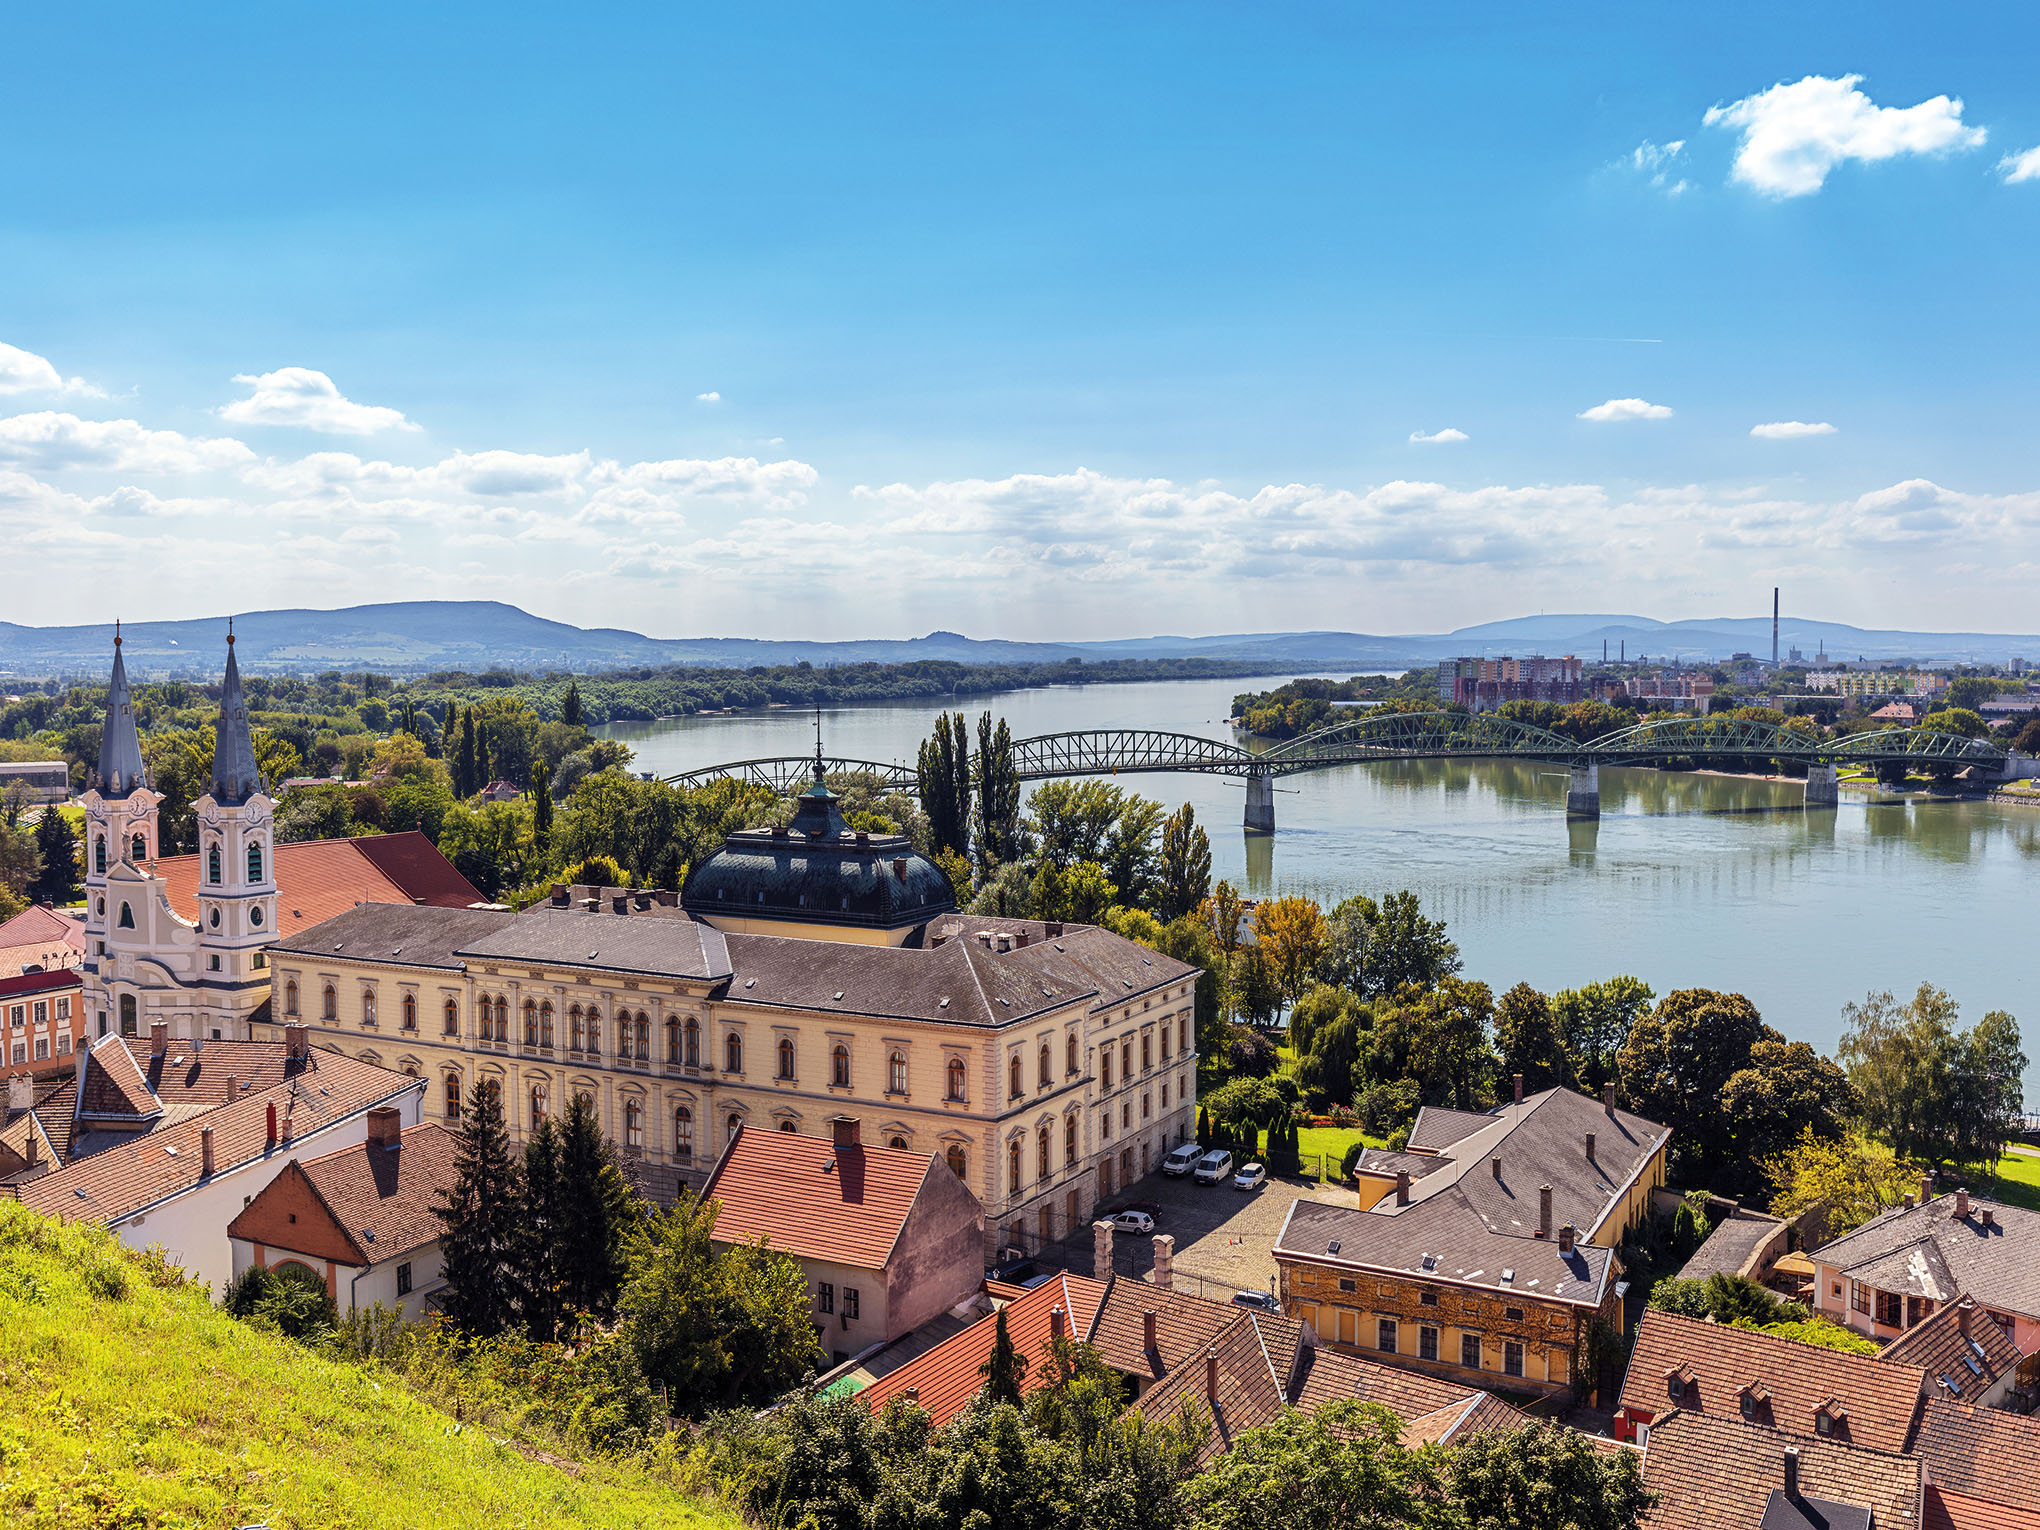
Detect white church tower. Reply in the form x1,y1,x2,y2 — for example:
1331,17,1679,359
79,622,168,1041
192,621,277,1040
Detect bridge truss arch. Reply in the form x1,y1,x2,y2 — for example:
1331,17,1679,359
1265,709,1579,768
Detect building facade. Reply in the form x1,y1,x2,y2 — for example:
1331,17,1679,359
260,765,1199,1257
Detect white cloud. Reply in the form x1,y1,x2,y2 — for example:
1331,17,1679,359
696,391,722,403
1751,420,1837,439
1408,428,1469,445
2000,145,2040,184
1703,74,1986,198
0,412,254,473
219,368,420,434
1628,139,1692,195
1578,398,1673,422
0,340,104,398
436,448,590,497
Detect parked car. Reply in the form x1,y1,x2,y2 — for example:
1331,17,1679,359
1192,1149,1234,1185
1110,1199,1164,1220
988,1256,1051,1288
1107,1209,1156,1235
1233,1162,1267,1191
1230,1290,1280,1312
1161,1143,1204,1177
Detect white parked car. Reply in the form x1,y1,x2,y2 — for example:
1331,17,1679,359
1160,1143,1204,1177
1233,1162,1267,1191
1107,1209,1156,1235
1192,1149,1234,1185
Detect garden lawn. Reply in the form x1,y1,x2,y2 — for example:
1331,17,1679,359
1295,1125,1389,1177
1982,1152,2040,1215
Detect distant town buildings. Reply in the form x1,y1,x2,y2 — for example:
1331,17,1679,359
1806,669,1947,699
1435,655,1584,712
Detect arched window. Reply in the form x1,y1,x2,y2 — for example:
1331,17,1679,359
780,1119,798,1132
725,1033,743,1074
207,845,222,885
119,994,137,1036
570,1006,585,1052
444,1072,461,1119
1067,1034,1078,1076
888,1050,908,1094
402,994,417,1032
1037,1124,1051,1178
1159,1026,1170,1060
1122,1040,1133,1079
540,1002,554,1049
635,1013,649,1061
117,903,134,930
832,1043,851,1087
583,1006,600,1054
531,1082,548,1121
625,1099,643,1149
523,1000,537,1046
778,1037,796,1079
947,1144,967,1179
362,989,377,1026
727,1112,742,1144
247,843,263,883
494,996,509,1042
1065,1115,1077,1165
947,1056,967,1101
284,980,298,1017
618,1015,631,1055
674,1107,694,1158
444,999,459,1037
94,836,106,874
131,833,146,863
889,1135,908,1150
323,984,337,1021
1039,1045,1052,1088
684,1017,699,1067
1179,1017,1189,1054
668,1019,681,1064
1142,1033,1152,1071
1009,1138,1023,1194
1009,1054,1023,1099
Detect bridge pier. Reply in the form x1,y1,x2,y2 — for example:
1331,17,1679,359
1565,763,1600,820
1805,763,1839,808
1244,774,1276,834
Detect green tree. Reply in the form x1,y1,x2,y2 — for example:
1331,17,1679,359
1320,892,1378,992
1355,890,1459,997
1552,977,1654,1095
28,806,78,904
1102,796,1166,911
433,1079,526,1338
1033,859,1117,924
561,680,584,728
1154,803,1212,922
1840,984,2026,1170
1251,896,1328,1010
972,712,1023,866
1492,982,1573,1094
1175,1400,1453,1530
1447,1422,1654,1530
1616,989,1776,1185
980,1306,1029,1407
529,770,554,865
1717,1039,1856,1178
916,711,972,860
221,1261,339,1343
522,1094,638,1339
1027,779,1135,869
1200,880,1248,1011
1764,1128,1923,1240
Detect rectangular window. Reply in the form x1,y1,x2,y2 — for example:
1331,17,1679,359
845,1287,860,1319
1461,1334,1482,1370
818,1282,835,1315
396,1262,413,1296
1419,1325,1439,1362
1419,1288,1439,1307
32,1001,48,1023
1876,1290,1903,1328
56,998,70,1019
6,1005,18,1028
34,1038,48,1060
1852,1282,1871,1315
1504,1341,1524,1377
1376,1318,1397,1354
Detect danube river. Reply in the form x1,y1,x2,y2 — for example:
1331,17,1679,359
603,676,2039,1086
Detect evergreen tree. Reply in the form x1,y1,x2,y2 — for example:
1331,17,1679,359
456,707,476,797
475,718,492,787
915,711,972,859
562,680,584,728
28,807,78,905
979,1306,1029,1407
520,1114,569,1340
552,1092,637,1322
433,1079,525,1337
972,712,1023,866
531,771,554,859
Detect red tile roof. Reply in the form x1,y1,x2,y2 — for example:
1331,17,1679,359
1135,1307,1298,1462
0,904,87,959
77,1037,162,1122
699,1127,942,1271
141,831,483,939
1638,1411,1921,1530
0,967,83,1001
1924,1487,2035,1530
1877,1300,2023,1403
230,1121,461,1265
1619,1309,1926,1454
1088,1277,1288,1387
858,1273,1109,1425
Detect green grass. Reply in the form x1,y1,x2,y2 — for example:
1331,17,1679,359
1980,1152,2040,1214
1296,1125,1387,1162
0,1203,735,1530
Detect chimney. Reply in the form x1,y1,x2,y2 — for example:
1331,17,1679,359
832,1117,861,1148
150,1022,168,1057
1956,1188,1970,1219
854,830,870,848
892,857,908,880
1602,1083,1616,1117
1143,1308,1158,1351
900,1386,919,1404
366,1105,402,1149
1152,1233,1175,1292
223,1074,237,1102
1903,1193,1915,1210
655,889,678,907
1958,1299,1973,1338
1204,1348,1219,1405
281,1108,294,1146
1783,1445,1800,1500
6,1074,29,1112
1558,1223,1576,1255
550,883,568,906
1394,1171,1411,1207
265,1101,278,1149
1045,922,1064,938
611,895,630,915
283,1023,308,1061
1982,1207,1997,1229
1585,1132,1597,1164
1539,1184,1553,1239
1512,1072,1523,1106
1920,1173,1935,1205
200,1124,215,1178
1016,931,1032,948
1094,1219,1115,1276
1050,1305,1066,1342
1491,1156,1503,1182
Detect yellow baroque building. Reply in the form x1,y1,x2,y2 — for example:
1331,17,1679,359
259,764,1200,1257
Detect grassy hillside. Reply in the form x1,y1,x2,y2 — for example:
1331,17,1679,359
0,1203,735,1530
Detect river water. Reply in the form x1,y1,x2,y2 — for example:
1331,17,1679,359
602,676,2040,1088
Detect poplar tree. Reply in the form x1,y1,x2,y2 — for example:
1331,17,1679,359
916,711,972,859
531,771,554,859
972,712,1023,866
1156,803,1212,921
433,1079,525,1337
562,680,584,728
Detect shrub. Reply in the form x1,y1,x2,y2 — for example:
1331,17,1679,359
222,1262,337,1342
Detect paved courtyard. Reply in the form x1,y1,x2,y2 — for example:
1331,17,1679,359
1081,1167,1353,1303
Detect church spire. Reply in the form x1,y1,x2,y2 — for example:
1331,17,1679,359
210,619,263,805
93,620,149,797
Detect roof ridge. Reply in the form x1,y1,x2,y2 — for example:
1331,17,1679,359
281,1157,371,1264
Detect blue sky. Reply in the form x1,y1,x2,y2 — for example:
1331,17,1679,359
4,3,2038,640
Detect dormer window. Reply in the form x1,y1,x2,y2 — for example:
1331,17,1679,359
1738,1382,1769,1421
1814,1401,1845,1437
1666,1367,1693,1402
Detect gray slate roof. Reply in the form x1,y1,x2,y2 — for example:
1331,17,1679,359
1814,1194,2040,1320
459,905,733,981
927,916,1199,1008
1678,1207,1785,1282
722,930,1092,1027
209,634,264,805
270,902,518,969
1406,1104,1495,1153
93,640,149,798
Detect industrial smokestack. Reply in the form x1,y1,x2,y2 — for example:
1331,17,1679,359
1773,587,1780,668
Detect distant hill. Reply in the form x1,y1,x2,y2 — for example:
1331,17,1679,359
1,600,2034,677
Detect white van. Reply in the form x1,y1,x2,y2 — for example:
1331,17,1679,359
1161,1143,1204,1178
1192,1149,1234,1185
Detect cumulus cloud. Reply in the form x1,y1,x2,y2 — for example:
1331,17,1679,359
1703,74,1986,198
219,367,419,434
1408,428,1469,445
0,340,104,398
1628,139,1692,195
0,412,254,474
1578,398,1673,422
436,448,590,497
696,391,722,403
2000,145,2040,184
1751,420,1837,439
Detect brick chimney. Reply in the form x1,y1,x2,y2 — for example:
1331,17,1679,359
1920,1173,1934,1205
1903,1193,1916,1210
1558,1223,1576,1255
1204,1348,1219,1405
1539,1184,1553,1239
1395,1170,1411,1207
1512,1072,1523,1105
280,1108,294,1146
549,883,569,906
223,1074,237,1103
1491,1156,1503,1182
1602,1083,1616,1117
366,1105,402,1150
1050,1305,1066,1342
832,1116,861,1148
265,1101,277,1150
611,894,630,915
150,1022,168,1057
23,1124,37,1166
200,1124,215,1178
1783,1444,1800,1499
283,1023,309,1061
1956,1188,1970,1218
1585,1131,1596,1164
1152,1233,1175,1291
1958,1299,1974,1338
1094,1219,1115,1277
1143,1308,1158,1351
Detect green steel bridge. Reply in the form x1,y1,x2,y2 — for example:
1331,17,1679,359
662,710,2013,831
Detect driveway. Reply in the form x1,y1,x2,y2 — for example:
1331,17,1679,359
1084,1167,1353,1303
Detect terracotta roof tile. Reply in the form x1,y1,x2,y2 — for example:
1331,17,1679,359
231,1121,461,1265
77,1037,162,1122
1910,1399,2040,1515
1877,1301,2023,1403
141,831,483,940
1089,1279,1278,1386
699,1127,941,1270
1618,1310,1925,1455
1639,1412,1920,1530
1923,1487,2034,1530
858,1272,1109,1426
0,904,88,958
1289,1343,1481,1419
1400,1389,1532,1445
1134,1309,1296,1462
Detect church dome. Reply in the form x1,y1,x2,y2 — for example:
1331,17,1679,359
680,763,954,935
